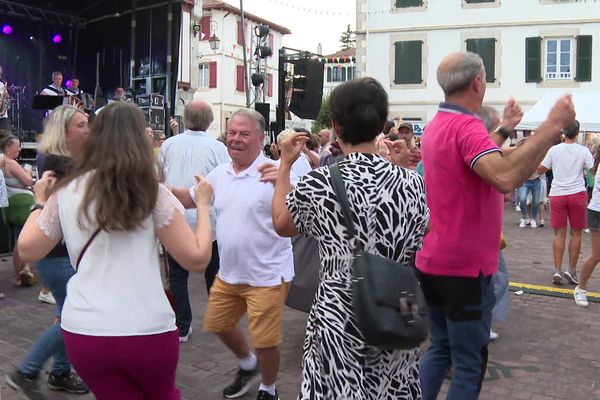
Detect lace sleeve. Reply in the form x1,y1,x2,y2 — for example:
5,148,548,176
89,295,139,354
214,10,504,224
35,194,62,240
154,184,185,229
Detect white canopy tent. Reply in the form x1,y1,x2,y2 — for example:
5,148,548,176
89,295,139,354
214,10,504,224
516,92,600,132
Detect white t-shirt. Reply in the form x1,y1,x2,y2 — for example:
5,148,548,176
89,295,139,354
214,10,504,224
37,177,183,336
588,169,600,212
161,130,229,230
191,153,294,287
542,143,593,196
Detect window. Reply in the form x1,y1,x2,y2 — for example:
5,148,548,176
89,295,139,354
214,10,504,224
331,66,342,82
393,41,422,84
545,38,572,80
466,38,496,83
576,35,592,82
198,62,217,88
395,0,422,7
465,0,494,2
526,35,592,83
198,64,210,88
199,16,210,41
236,65,245,92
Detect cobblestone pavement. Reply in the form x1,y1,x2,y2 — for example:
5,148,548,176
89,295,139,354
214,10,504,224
1,204,599,400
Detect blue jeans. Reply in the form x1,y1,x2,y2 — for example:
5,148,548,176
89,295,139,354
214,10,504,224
418,272,495,400
167,241,219,337
492,251,509,322
19,257,74,377
518,178,541,220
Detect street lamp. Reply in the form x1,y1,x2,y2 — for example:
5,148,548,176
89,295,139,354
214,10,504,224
208,35,220,51
208,20,220,51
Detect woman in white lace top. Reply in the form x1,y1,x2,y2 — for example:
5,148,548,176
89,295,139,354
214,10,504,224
17,102,214,400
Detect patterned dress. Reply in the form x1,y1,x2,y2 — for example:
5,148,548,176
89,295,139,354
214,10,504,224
287,152,429,400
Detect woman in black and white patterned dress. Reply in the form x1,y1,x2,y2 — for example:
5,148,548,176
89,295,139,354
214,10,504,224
271,77,429,400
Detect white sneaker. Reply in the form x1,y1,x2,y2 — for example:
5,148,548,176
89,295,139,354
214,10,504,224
516,205,521,212
584,228,591,233
539,219,545,227
179,326,192,343
530,220,537,228
574,286,589,307
519,219,527,228
490,329,499,340
38,291,57,305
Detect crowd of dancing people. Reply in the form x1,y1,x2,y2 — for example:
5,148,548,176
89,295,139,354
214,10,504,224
1,50,594,400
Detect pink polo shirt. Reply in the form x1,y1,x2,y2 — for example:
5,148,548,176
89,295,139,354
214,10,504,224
416,103,503,278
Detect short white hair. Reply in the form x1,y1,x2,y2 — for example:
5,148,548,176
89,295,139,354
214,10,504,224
276,128,296,145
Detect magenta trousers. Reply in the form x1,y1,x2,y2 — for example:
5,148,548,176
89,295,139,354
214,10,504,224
62,329,181,400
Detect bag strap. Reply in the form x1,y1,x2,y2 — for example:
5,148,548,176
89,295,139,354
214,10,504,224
330,163,362,254
76,228,101,272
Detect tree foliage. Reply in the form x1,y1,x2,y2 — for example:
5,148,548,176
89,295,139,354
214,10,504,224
312,95,331,133
339,24,356,51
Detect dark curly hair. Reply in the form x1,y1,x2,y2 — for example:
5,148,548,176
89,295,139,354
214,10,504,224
328,77,388,145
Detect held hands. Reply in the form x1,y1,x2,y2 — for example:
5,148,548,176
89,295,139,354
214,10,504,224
193,175,213,208
169,118,179,135
33,170,56,205
546,95,576,134
278,132,310,167
501,98,524,131
257,162,279,185
384,139,411,168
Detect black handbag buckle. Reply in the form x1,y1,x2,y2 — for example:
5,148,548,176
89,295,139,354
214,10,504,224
399,291,417,323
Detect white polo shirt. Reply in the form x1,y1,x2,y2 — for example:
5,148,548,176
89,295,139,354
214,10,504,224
191,153,294,287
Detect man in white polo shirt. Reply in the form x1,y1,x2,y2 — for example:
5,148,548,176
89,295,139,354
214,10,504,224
174,108,293,400
161,100,229,343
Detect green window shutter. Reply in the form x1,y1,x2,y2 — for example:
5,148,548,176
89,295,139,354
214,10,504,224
394,41,422,84
466,38,496,83
575,35,592,82
525,37,542,83
465,0,495,3
395,0,423,7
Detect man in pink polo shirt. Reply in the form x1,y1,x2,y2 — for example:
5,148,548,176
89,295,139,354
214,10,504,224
417,51,575,400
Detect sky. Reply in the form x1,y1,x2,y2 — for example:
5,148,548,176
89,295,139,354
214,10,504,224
222,0,356,56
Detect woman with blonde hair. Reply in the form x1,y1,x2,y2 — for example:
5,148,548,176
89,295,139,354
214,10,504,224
6,105,91,396
17,102,213,399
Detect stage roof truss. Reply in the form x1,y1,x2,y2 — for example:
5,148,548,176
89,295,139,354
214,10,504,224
0,0,82,25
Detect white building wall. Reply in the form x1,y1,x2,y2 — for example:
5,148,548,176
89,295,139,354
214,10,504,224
357,0,600,123
181,9,284,138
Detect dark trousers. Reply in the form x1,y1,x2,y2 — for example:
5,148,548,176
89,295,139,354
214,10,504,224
0,117,9,130
417,271,495,400
167,241,219,336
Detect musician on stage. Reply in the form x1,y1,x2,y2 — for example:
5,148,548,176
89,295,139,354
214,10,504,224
0,65,10,130
41,71,65,96
65,77,83,96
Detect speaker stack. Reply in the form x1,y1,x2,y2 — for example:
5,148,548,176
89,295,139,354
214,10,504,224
137,94,166,132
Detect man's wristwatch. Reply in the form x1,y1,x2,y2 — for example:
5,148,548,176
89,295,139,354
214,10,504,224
30,203,44,212
493,126,512,139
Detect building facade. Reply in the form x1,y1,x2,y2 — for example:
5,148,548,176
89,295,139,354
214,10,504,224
177,0,289,138
322,48,357,95
355,0,600,127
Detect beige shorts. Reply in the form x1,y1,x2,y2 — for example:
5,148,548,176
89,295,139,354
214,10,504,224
203,277,290,348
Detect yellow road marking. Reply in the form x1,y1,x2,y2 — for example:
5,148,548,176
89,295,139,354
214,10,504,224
509,281,600,299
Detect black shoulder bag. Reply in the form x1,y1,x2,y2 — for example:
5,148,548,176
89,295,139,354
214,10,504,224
329,163,429,350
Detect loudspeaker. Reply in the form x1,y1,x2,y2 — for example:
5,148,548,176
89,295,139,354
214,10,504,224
289,59,324,120
255,102,270,128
